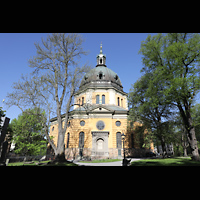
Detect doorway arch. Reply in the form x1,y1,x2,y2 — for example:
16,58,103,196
96,138,104,152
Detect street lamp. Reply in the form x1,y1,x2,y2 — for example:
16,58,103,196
121,133,126,166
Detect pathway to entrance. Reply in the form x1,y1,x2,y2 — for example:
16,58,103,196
74,158,142,166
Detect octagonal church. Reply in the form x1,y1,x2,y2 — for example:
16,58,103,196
49,44,153,160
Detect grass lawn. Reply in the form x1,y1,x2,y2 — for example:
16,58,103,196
130,157,200,166
80,159,121,163
7,160,78,166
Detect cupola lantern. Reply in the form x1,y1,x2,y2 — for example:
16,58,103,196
96,42,106,66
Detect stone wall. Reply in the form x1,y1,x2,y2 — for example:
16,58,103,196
65,147,151,160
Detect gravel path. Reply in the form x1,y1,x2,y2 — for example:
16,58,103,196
74,158,142,166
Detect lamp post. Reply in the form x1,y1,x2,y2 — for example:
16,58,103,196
121,133,126,166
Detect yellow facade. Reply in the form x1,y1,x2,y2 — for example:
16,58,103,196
50,105,129,159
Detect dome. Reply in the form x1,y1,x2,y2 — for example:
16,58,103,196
79,65,123,92
78,44,124,93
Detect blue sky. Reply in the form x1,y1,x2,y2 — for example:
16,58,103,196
0,33,156,121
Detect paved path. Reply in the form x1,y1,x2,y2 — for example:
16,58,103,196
74,158,142,166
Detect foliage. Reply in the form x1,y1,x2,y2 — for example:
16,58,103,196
10,108,48,156
128,70,175,156
135,33,200,160
139,33,200,115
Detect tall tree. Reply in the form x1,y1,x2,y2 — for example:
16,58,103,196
6,33,90,162
139,33,200,160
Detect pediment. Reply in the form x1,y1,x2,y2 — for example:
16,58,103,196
90,105,114,113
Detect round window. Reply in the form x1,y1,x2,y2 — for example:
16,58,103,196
80,120,85,126
96,120,105,130
116,121,121,127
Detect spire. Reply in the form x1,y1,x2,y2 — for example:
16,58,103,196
96,42,106,67
100,42,103,54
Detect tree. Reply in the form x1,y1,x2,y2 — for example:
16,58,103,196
0,107,5,131
139,33,200,160
191,103,200,142
6,33,90,162
129,72,175,157
10,108,47,157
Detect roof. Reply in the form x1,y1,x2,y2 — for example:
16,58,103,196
72,104,128,114
50,104,128,122
78,66,124,93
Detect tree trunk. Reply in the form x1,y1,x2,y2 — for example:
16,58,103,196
55,128,66,162
183,147,187,157
157,124,167,158
160,137,167,158
181,130,188,157
177,102,200,161
187,125,200,161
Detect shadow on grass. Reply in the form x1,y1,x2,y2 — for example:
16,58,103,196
8,160,78,166
130,157,200,166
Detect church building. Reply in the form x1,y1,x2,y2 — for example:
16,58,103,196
49,44,153,160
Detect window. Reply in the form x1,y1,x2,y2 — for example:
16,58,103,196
80,120,85,126
96,95,99,104
100,58,102,64
52,126,54,132
117,97,120,106
115,121,121,127
114,74,118,80
66,133,70,148
102,95,105,104
99,72,103,79
121,99,123,107
96,120,105,130
116,132,122,148
79,132,84,148
82,97,84,105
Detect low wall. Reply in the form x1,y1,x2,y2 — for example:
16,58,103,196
65,148,152,160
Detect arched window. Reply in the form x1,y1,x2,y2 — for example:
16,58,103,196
116,132,122,148
102,95,105,104
96,95,99,104
82,97,84,105
121,98,123,107
117,97,120,106
79,132,85,148
99,72,103,79
66,133,70,148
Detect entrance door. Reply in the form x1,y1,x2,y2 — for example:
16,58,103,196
91,131,109,157
96,138,104,156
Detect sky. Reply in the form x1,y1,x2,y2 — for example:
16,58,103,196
0,33,156,121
